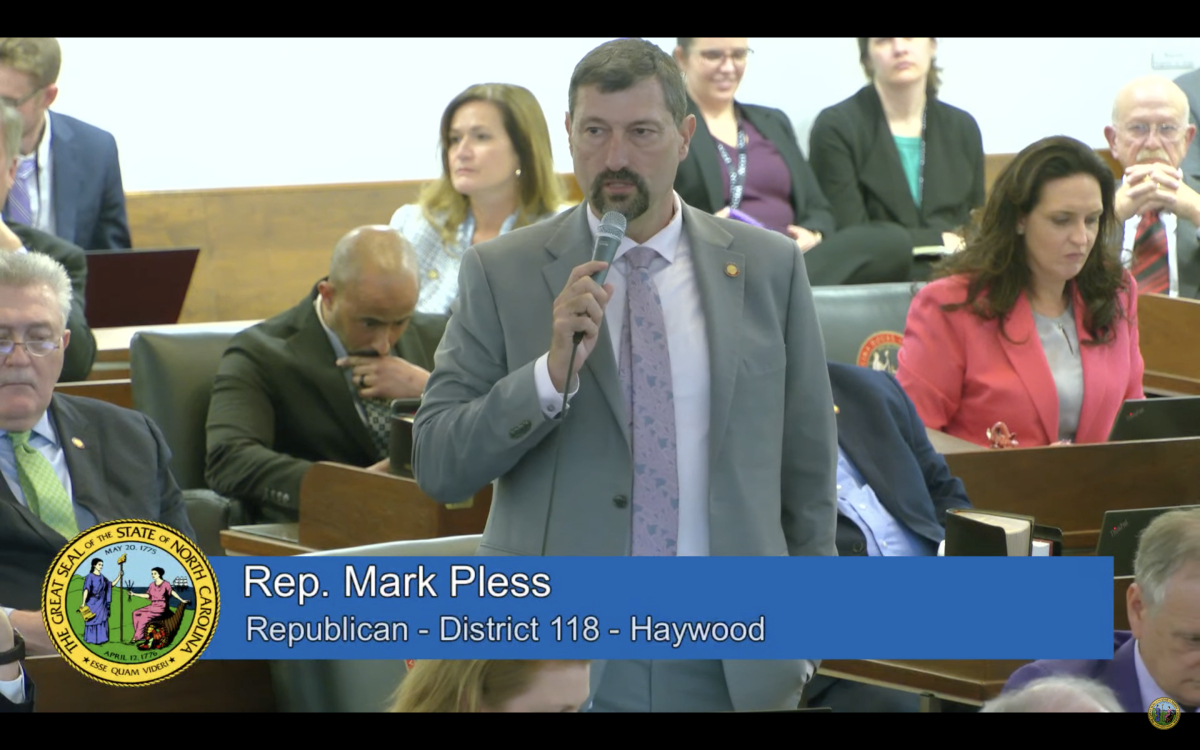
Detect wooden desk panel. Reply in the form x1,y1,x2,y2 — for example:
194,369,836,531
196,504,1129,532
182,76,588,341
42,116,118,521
25,655,277,712
56,379,133,409
220,523,315,556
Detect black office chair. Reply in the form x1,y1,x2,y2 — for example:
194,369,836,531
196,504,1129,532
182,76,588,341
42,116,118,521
130,330,248,556
811,282,925,371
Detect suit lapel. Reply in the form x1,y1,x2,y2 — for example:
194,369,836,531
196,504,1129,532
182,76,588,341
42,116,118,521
997,293,1058,442
0,452,67,552
686,207,744,461
686,97,728,212
49,112,80,246
1104,636,1143,712
542,207,629,448
288,295,378,458
859,88,921,228
50,395,112,531
1073,285,1110,442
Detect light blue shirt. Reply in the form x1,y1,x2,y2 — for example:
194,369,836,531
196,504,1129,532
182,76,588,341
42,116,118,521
836,447,937,556
0,409,96,532
1135,638,1199,712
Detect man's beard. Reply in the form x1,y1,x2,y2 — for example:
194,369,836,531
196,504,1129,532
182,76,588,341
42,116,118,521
590,168,650,221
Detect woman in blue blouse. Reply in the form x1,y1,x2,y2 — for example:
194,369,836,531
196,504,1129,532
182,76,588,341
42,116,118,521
390,83,565,314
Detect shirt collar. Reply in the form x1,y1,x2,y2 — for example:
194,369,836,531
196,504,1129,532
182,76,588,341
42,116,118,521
20,112,51,165
585,192,684,266
313,295,349,360
1133,638,1191,710
0,409,59,447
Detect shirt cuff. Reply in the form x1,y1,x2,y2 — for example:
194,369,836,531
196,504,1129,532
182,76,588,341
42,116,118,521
534,352,579,419
0,664,25,705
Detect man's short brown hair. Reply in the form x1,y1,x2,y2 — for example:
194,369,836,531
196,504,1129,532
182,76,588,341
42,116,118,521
0,38,62,90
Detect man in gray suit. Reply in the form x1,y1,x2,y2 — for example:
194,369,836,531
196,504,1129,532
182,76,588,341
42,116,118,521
412,38,837,712
1105,75,1200,297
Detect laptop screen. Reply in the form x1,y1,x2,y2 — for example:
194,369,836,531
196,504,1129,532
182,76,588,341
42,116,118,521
84,248,200,328
1096,505,1200,575
1107,397,1200,442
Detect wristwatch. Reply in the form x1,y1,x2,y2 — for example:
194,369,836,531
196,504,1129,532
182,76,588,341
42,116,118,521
0,629,24,665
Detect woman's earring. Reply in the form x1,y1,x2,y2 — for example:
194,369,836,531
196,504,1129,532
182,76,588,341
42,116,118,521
515,168,522,177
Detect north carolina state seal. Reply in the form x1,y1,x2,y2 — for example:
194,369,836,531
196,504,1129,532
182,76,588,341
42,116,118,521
856,331,903,375
41,519,219,687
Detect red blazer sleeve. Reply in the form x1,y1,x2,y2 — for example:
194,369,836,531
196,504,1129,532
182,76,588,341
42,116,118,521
897,280,967,432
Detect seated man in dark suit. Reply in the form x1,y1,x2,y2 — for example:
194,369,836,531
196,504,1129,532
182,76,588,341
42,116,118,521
1003,507,1200,713
1,99,94,381
0,250,196,656
1,607,32,712
802,361,972,712
205,225,446,523
0,38,131,250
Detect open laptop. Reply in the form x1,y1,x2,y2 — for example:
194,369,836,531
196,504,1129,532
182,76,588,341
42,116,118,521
84,247,200,328
1096,505,1200,576
1107,396,1200,442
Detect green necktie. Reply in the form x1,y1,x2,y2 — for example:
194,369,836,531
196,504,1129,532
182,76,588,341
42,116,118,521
7,430,78,539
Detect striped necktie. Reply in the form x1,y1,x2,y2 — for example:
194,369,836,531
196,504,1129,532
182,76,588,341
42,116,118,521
1132,211,1169,295
4,158,36,226
7,430,78,539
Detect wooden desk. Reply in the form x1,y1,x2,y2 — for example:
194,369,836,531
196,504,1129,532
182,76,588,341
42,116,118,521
1139,293,1200,396
820,577,1135,710
219,462,492,556
942,437,1200,552
55,378,133,409
24,655,277,712
220,523,315,556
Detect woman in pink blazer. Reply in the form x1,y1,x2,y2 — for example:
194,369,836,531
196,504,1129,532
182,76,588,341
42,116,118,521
897,136,1145,448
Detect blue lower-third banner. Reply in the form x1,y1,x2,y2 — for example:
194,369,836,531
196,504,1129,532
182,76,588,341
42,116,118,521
190,556,1115,660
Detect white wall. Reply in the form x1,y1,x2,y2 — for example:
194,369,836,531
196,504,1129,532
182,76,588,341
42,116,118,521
52,37,1200,193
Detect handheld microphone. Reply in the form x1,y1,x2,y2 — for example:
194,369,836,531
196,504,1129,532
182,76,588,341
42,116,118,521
543,211,626,555
572,211,627,345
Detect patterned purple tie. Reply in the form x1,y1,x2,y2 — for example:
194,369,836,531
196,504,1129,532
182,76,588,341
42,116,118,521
5,158,36,225
619,246,679,556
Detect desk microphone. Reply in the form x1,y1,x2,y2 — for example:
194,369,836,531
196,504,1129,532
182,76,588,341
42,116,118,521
543,210,626,555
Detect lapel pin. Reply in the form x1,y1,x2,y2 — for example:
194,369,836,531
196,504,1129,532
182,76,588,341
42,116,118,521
724,262,739,278
71,437,85,449
834,405,840,415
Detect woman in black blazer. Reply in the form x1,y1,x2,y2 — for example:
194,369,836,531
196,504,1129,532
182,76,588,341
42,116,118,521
809,38,985,280
673,38,915,285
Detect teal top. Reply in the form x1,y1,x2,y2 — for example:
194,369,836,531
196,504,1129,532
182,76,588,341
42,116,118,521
894,135,922,206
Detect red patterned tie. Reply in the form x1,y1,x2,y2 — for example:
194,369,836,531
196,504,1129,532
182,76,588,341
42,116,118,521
1132,211,1169,295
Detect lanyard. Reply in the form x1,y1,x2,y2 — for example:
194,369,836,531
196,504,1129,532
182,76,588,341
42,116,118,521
715,126,748,210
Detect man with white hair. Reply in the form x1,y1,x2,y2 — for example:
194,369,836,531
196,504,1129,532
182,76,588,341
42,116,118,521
982,676,1122,712
0,251,196,710
1104,75,1200,298
0,98,94,381
1003,507,1200,712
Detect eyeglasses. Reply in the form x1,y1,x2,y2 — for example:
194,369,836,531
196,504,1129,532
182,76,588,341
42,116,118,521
0,87,45,109
0,338,62,357
698,48,753,65
1120,122,1186,141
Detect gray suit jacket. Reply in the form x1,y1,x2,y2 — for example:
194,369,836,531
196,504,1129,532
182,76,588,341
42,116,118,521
1178,173,1200,299
412,202,838,711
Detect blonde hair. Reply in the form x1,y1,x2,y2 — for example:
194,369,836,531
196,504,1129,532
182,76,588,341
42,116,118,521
0,38,62,90
418,83,563,246
391,660,588,712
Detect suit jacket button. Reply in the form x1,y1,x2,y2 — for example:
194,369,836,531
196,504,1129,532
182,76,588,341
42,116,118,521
612,495,628,508
852,542,865,554
509,420,532,439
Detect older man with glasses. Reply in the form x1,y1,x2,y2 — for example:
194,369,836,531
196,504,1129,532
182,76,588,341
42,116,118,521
0,250,196,690
1104,75,1200,298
